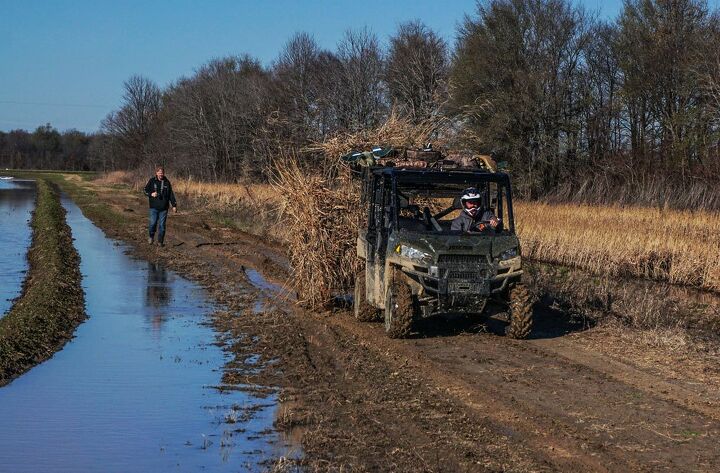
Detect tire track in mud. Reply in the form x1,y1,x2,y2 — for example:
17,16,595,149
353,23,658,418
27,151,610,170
530,337,720,422
329,315,624,472
293,318,550,472
327,312,720,472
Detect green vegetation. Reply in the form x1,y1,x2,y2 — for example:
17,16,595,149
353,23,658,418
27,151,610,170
0,179,86,385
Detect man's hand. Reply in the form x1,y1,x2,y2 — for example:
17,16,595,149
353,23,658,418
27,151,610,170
489,216,500,228
172,207,177,213
151,192,158,197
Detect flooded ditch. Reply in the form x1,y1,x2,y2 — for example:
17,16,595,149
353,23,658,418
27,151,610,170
0,178,35,316
0,193,296,472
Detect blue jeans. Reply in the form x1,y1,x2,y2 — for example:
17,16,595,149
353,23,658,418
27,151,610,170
149,208,168,242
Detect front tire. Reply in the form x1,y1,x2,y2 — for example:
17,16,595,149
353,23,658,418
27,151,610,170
506,284,533,339
354,270,380,322
384,273,415,338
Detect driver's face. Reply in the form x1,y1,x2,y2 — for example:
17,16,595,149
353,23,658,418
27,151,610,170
464,200,480,209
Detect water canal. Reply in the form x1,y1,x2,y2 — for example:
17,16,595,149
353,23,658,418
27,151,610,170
0,190,295,472
0,178,35,317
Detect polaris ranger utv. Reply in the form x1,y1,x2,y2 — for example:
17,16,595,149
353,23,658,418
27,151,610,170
351,150,532,339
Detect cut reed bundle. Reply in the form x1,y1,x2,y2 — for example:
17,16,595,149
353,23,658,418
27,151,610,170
273,114,449,308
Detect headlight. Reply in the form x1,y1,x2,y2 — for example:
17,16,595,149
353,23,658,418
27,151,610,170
396,244,431,263
500,248,518,260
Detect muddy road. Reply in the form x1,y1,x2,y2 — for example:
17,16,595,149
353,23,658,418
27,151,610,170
51,174,720,472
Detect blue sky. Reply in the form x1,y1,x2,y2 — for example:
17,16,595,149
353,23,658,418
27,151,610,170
0,0,650,132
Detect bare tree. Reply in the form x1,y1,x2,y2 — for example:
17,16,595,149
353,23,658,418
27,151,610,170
160,56,273,181
386,21,449,123
334,28,388,131
617,0,716,172
101,75,161,168
581,22,623,162
273,32,325,143
450,0,592,197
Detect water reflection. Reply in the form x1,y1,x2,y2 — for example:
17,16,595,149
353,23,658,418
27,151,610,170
0,179,35,317
145,261,171,307
145,262,172,333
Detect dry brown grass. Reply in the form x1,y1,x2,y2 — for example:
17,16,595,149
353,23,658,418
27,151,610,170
173,179,283,236
272,156,360,306
516,202,720,292
93,170,141,187
173,179,278,210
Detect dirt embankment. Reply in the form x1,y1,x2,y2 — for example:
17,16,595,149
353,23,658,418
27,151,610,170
0,179,86,386
48,173,720,472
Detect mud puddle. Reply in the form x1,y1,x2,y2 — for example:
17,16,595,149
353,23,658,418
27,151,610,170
0,195,297,472
0,179,35,317
244,268,288,313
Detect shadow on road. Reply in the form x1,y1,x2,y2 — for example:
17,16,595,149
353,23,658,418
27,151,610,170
411,298,594,340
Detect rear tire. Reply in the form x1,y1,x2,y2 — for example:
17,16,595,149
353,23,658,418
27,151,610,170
354,270,380,322
506,284,533,339
384,273,415,338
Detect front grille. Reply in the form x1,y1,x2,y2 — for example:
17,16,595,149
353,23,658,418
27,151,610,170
437,254,483,265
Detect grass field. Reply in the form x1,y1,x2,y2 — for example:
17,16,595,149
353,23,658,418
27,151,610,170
515,202,720,292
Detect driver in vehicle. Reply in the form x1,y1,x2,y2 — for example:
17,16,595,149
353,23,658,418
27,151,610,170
451,187,500,233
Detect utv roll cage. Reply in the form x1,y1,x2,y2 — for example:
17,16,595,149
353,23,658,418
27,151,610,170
361,167,516,238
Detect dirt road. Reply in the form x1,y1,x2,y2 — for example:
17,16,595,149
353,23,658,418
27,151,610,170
61,175,720,472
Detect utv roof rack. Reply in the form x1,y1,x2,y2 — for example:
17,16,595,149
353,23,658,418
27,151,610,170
341,145,501,175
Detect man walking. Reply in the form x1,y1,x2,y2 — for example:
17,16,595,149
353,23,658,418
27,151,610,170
143,166,177,247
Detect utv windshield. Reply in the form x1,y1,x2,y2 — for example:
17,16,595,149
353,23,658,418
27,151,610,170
390,172,515,235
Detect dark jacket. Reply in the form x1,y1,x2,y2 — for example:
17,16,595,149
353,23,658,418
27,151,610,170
451,209,496,232
144,177,177,211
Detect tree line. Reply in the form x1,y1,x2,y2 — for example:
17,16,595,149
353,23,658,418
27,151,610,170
4,0,720,205
0,125,96,171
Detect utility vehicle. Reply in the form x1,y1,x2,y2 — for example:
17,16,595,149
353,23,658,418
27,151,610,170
350,149,532,338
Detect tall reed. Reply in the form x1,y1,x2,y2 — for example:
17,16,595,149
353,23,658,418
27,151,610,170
516,201,720,291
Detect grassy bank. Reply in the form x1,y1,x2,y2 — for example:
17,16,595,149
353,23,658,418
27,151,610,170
0,179,86,386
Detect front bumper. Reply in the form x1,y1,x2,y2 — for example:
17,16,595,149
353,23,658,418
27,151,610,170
403,255,523,303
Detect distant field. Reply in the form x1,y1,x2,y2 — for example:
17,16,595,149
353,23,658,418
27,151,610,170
93,172,720,293
515,202,720,292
